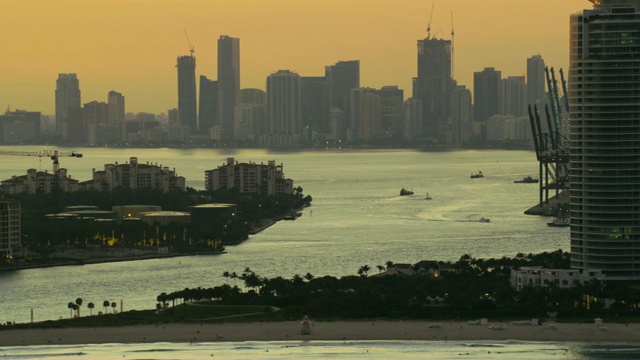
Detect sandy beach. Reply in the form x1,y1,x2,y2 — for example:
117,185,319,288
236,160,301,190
1,320,639,346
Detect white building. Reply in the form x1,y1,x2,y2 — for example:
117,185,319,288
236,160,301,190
510,266,606,290
205,157,293,196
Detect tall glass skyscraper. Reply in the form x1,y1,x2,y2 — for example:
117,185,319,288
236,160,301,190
414,37,452,140
55,73,81,139
218,35,240,140
569,0,640,279
177,55,197,133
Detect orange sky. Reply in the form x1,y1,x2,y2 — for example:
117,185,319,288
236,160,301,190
1,0,589,115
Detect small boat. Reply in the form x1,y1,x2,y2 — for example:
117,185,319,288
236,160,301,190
424,193,433,200
400,188,414,196
547,217,570,227
514,176,538,184
479,217,491,223
470,171,484,179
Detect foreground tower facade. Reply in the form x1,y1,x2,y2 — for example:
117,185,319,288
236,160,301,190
569,0,640,279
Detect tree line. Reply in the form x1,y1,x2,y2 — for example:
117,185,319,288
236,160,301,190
155,250,640,321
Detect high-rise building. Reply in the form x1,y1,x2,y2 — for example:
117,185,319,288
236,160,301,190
199,75,218,136
569,0,640,280
326,60,359,115
414,37,453,139
473,67,502,122
218,35,240,140
0,197,21,259
107,91,125,125
177,54,197,133
300,76,328,138
266,70,301,139
527,54,546,105
378,86,404,138
450,85,473,145
350,87,381,142
240,88,267,138
55,73,81,139
501,76,527,117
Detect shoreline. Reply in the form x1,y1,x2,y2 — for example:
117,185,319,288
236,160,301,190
1,320,639,346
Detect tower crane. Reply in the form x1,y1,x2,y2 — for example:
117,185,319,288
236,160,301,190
0,150,83,177
427,3,435,39
451,11,455,78
184,28,195,56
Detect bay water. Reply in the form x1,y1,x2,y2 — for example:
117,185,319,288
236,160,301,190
1,147,613,359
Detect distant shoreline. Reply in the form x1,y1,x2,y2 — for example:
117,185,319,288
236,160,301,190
0,219,278,272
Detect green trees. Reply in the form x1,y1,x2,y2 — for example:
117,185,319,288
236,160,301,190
12,186,312,255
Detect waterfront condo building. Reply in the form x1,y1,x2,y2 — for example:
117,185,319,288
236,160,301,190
569,0,640,279
86,157,185,192
205,157,293,196
0,197,20,259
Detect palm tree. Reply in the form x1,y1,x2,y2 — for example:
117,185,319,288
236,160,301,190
304,272,314,281
87,302,95,316
67,302,75,318
75,298,83,317
377,265,385,273
222,271,230,284
111,301,117,314
230,272,238,287
103,300,110,314
358,265,371,278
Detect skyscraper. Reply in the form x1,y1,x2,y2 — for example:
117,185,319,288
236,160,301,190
300,76,328,137
414,37,452,140
527,54,546,105
266,70,301,138
218,35,240,140
473,67,502,122
325,60,359,115
569,0,640,279
55,73,81,139
501,76,527,117
107,91,125,125
199,75,218,136
177,54,197,133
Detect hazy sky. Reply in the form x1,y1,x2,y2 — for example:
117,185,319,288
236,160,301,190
2,0,588,115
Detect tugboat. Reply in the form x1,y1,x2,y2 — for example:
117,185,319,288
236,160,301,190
514,176,538,183
400,188,414,196
478,217,491,223
470,171,484,179
547,217,570,227
424,193,433,200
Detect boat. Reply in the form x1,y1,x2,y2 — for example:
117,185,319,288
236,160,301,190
470,171,484,179
400,188,414,196
424,193,433,200
547,217,570,227
514,176,539,184
479,217,491,223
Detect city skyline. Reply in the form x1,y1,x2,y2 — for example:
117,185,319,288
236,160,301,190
2,0,586,115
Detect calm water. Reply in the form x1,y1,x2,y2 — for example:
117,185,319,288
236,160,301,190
3,341,640,359
0,147,567,323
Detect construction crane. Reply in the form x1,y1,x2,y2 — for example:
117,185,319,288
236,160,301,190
427,3,435,39
0,150,83,178
184,28,194,56
451,11,455,78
